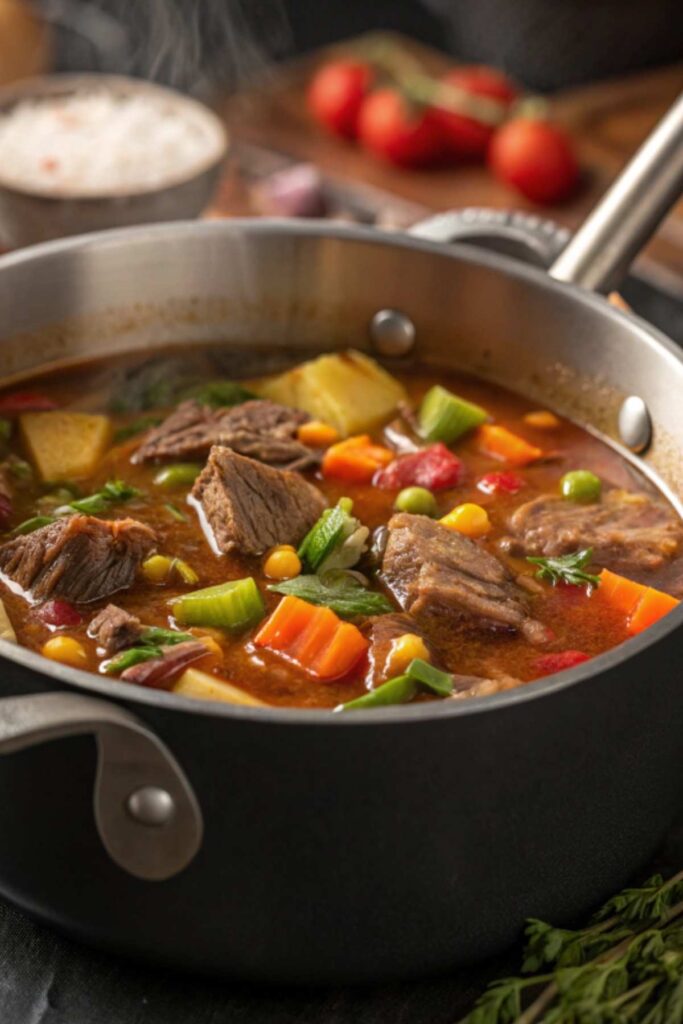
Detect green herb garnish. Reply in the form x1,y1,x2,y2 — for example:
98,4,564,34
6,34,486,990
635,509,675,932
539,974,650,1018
60,479,140,516
12,515,56,535
527,548,601,590
113,416,162,443
180,379,256,408
269,572,392,620
461,870,683,1024
164,502,188,522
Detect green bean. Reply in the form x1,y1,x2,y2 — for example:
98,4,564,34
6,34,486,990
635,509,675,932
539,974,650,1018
153,463,202,489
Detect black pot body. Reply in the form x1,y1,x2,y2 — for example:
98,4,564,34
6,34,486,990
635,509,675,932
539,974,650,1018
0,628,680,985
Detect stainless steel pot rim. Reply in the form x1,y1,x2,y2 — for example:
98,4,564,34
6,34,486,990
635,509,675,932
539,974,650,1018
0,217,680,725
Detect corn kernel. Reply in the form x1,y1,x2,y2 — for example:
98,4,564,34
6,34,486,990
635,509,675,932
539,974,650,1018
386,633,430,677
263,545,302,581
42,635,88,668
297,420,340,448
171,557,199,585
440,503,492,538
142,554,173,584
523,410,560,430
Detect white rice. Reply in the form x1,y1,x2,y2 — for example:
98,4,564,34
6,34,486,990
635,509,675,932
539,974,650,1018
0,89,219,195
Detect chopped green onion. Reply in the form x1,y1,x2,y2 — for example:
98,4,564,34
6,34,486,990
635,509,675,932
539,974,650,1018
172,577,265,632
418,385,488,444
406,657,454,696
394,486,437,517
164,502,188,522
298,499,368,573
181,379,256,408
113,416,162,443
153,463,202,490
528,548,601,589
12,514,56,535
337,675,418,711
268,571,392,619
65,479,140,515
560,470,602,504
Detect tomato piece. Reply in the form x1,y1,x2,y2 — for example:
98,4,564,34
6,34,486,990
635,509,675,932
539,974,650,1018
535,650,590,675
477,471,525,495
38,600,83,628
431,65,517,160
374,443,463,492
357,88,444,168
0,392,57,415
488,117,579,204
307,59,373,139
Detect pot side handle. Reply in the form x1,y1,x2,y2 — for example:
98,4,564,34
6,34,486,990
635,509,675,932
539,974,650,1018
0,691,203,881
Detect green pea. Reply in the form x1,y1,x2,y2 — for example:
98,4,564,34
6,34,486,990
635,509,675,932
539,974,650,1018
153,463,202,490
394,486,437,517
560,470,602,504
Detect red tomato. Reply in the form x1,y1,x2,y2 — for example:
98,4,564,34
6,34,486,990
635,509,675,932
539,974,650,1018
38,600,83,628
488,118,579,204
477,471,525,496
0,391,57,415
431,65,517,160
374,443,463,492
535,650,590,676
307,59,373,139
357,88,444,168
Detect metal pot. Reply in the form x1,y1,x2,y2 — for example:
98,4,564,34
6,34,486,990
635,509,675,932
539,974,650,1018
0,97,681,985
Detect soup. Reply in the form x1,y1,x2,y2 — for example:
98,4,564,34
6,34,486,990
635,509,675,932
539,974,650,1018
0,347,680,710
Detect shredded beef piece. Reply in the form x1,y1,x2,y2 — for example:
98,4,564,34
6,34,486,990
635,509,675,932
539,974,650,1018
500,489,683,575
89,603,143,655
0,515,156,603
368,612,435,685
133,398,316,470
190,446,326,556
381,513,547,644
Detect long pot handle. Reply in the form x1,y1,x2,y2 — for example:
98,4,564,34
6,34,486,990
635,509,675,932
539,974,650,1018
0,691,203,881
410,90,683,294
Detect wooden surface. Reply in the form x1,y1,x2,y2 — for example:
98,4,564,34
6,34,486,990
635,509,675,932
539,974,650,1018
217,34,683,295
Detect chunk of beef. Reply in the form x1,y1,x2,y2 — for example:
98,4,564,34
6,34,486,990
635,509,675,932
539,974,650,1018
367,612,434,685
133,398,316,470
381,513,547,644
190,446,326,556
0,515,156,603
89,603,143,655
500,489,683,575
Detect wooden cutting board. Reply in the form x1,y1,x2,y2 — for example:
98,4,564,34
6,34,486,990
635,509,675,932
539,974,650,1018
217,33,683,295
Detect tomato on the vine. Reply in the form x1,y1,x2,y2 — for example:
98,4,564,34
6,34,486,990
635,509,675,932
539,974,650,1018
357,88,444,168
431,65,517,160
488,117,579,204
307,59,373,139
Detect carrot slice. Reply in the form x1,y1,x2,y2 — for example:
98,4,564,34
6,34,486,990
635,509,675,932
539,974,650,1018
322,434,394,483
628,587,679,635
254,595,368,680
477,424,543,467
598,568,679,635
598,568,646,617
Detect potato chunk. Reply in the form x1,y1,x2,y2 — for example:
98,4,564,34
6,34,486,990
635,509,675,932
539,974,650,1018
20,411,111,482
256,350,406,436
0,598,16,643
174,667,267,707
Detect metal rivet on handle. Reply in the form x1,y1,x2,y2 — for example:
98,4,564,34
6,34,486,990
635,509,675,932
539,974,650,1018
126,786,175,827
618,396,652,453
370,309,415,356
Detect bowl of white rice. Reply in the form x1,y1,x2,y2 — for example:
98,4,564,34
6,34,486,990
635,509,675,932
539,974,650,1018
0,74,228,247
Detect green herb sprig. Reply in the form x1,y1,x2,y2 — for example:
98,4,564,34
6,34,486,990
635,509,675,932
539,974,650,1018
461,870,683,1024
527,548,601,590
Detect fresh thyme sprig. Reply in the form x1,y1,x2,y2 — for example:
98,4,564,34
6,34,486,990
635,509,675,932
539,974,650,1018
461,871,683,1024
527,548,601,590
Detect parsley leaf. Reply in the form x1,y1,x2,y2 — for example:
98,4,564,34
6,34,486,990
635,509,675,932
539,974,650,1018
527,548,601,590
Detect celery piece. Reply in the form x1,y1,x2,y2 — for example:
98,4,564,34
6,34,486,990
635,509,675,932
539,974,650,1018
172,577,265,632
418,385,488,444
337,675,418,711
406,658,454,697
298,499,367,573
153,464,202,489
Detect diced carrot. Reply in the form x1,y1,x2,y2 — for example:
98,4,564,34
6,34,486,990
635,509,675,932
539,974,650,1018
628,587,679,635
598,568,679,635
477,424,543,467
322,434,394,483
598,568,646,616
254,594,368,680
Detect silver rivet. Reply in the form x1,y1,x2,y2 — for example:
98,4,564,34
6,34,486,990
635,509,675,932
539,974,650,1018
370,309,415,356
126,786,175,827
618,395,652,453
